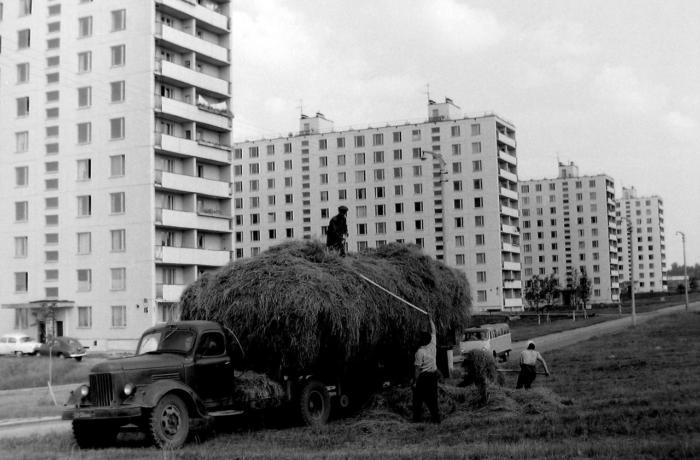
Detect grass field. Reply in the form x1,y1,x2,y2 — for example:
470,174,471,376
1,310,699,459
0,356,92,391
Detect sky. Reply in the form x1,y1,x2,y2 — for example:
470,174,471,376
231,0,700,266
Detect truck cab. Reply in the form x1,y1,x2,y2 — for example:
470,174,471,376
63,321,239,449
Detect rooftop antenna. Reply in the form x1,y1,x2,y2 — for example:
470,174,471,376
424,83,431,102
296,99,304,118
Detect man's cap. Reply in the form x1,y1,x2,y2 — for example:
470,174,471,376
338,205,349,213
527,340,535,347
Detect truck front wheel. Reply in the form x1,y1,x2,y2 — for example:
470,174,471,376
299,380,331,426
149,394,190,449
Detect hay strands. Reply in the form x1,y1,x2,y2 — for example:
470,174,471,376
353,271,429,316
497,368,548,375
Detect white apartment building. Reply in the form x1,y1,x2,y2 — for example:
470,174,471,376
616,187,667,294
519,162,620,306
233,100,523,312
0,0,232,350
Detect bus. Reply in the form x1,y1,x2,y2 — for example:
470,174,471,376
457,323,512,362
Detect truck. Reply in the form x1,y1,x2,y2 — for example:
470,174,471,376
62,320,355,449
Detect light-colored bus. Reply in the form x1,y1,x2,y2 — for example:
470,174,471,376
458,323,512,362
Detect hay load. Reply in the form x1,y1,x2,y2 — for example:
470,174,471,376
179,240,470,381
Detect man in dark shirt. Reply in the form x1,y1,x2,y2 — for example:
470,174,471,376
326,206,348,255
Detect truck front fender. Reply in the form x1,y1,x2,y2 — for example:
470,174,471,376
129,380,209,419
64,384,86,406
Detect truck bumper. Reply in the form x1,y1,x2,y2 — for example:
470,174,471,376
62,406,142,422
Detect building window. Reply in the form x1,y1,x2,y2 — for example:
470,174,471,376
354,135,365,147
77,122,92,144
16,97,30,117
111,268,126,291
477,290,487,302
472,160,482,172
110,117,125,140
15,166,28,187
477,271,487,283
110,155,125,177
111,9,126,31
16,63,30,83
18,29,31,49
78,16,93,37
472,142,482,153
77,195,92,216
111,305,126,328
111,45,125,66
474,197,483,208
78,306,92,328
110,81,125,102
77,232,91,254
110,192,125,214
77,269,92,291
77,86,92,108
455,254,465,266
475,234,485,245
411,129,421,141
451,125,461,137
471,124,480,136
19,0,32,16
78,51,92,73
16,131,29,152
110,229,126,252
14,237,28,258
76,159,91,180
451,144,461,155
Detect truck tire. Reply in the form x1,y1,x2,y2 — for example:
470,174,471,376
149,393,190,449
72,420,118,448
299,380,331,426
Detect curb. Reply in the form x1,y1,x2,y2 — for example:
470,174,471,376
0,416,63,428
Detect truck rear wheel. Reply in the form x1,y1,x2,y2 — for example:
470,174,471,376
299,380,331,426
149,394,190,449
72,420,118,448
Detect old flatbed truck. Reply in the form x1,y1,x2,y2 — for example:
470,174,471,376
63,321,349,449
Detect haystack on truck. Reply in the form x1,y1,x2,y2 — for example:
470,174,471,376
63,245,480,449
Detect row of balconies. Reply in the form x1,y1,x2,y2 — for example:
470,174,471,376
154,244,231,266
155,58,230,97
155,22,230,65
155,169,231,198
156,95,232,131
155,132,231,164
155,207,231,232
155,0,230,33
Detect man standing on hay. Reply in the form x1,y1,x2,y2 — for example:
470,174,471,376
326,205,349,256
413,318,441,423
516,341,550,389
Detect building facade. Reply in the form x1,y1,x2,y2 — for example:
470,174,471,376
616,187,667,294
232,100,523,312
519,162,620,306
0,0,232,350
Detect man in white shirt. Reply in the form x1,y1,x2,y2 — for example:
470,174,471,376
412,317,441,423
516,341,550,389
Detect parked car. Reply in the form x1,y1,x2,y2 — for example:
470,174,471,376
37,337,87,361
0,333,41,356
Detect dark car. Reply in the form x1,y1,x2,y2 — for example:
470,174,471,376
37,337,87,361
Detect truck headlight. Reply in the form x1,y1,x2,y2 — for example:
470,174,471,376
80,385,89,398
123,383,134,396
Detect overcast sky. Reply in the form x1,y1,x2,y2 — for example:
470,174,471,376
231,0,700,266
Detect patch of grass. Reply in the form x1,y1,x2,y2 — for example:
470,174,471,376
1,312,699,459
510,315,610,341
0,356,93,390
0,385,75,420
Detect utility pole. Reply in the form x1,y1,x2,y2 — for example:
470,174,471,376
628,217,637,326
676,231,689,312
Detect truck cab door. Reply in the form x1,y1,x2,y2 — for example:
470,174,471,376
192,331,234,406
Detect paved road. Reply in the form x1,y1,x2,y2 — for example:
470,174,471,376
1,300,698,440
507,300,700,365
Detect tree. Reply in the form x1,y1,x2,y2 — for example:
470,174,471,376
524,275,546,324
572,269,592,315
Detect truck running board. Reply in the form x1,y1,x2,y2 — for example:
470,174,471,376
209,409,245,417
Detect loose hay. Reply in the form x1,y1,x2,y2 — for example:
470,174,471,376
361,383,566,422
179,240,471,382
233,371,285,409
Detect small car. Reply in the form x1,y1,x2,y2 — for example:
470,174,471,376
0,333,41,356
37,337,87,361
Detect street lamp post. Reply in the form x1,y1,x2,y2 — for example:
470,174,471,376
676,231,689,312
628,217,637,326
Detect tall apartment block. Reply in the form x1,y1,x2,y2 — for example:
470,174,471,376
0,0,233,350
232,100,523,312
519,162,620,305
616,187,667,294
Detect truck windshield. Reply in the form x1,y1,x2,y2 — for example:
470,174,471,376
137,330,196,355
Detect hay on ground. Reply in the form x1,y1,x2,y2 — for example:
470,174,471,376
179,240,471,383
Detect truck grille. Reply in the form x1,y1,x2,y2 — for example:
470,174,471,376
89,373,113,407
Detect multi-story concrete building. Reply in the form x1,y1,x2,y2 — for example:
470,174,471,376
0,0,232,350
233,100,523,312
519,162,619,306
616,187,667,294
